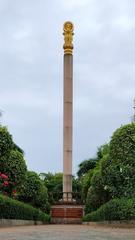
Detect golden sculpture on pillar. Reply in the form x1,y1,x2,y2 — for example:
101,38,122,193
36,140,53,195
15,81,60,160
63,21,74,55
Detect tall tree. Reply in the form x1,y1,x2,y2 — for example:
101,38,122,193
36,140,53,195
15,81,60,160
77,158,97,177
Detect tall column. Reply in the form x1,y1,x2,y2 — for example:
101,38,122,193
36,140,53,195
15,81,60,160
63,22,74,202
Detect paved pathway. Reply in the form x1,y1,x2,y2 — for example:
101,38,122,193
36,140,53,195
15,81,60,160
0,225,135,240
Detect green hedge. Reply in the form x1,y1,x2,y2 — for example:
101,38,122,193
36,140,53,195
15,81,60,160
83,197,135,222
0,194,50,223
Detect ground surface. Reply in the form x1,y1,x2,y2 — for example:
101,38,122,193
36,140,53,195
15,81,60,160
0,225,135,240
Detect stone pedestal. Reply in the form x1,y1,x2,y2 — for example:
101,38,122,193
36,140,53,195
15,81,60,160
51,205,84,224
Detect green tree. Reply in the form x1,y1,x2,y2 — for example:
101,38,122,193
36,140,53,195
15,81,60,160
72,177,83,202
84,124,135,215
1,150,27,193
0,127,13,157
84,144,110,212
19,171,49,212
97,143,110,161
41,172,83,203
81,169,95,200
102,123,135,198
85,169,110,214
77,158,97,178
0,126,27,195
13,143,24,154
78,143,110,198
42,172,63,203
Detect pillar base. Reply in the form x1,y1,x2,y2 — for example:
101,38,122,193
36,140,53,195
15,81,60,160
63,174,72,202
63,192,72,202
51,205,84,224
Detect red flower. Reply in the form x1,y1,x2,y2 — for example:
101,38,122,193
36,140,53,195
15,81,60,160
3,181,9,186
1,174,8,180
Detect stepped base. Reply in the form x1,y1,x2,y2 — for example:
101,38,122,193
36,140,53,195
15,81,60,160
51,205,84,224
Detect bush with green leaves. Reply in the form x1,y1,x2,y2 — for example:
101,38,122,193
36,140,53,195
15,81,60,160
0,127,13,157
41,172,63,203
72,177,82,202
102,123,135,198
80,170,94,200
1,150,27,192
0,194,50,222
110,123,135,163
83,124,135,217
83,197,135,222
85,169,110,214
0,126,27,195
80,144,110,203
96,143,110,161
19,171,49,213
13,143,24,154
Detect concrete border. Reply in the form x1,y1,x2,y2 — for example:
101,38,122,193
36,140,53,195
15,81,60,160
0,219,47,227
83,220,135,228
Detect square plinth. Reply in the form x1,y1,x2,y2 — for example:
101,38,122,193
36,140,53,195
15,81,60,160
51,205,84,224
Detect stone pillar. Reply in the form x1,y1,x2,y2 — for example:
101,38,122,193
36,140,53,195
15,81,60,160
63,22,74,202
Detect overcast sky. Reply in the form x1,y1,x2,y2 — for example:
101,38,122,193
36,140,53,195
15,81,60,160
0,0,135,174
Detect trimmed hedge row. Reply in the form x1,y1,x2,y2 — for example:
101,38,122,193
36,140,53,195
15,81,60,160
83,197,135,222
0,195,50,223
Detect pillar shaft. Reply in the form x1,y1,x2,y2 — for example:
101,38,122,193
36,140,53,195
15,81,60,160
63,54,73,201
62,21,74,202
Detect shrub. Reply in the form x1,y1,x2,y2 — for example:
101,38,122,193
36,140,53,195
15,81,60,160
0,194,50,223
81,144,110,208
0,126,27,194
85,169,110,214
81,169,95,200
1,150,27,194
43,172,63,203
110,123,135,165
19,171,50,213
0,127,13,157
13,143,24,154
83,197,135,222
102,124,135,198
97,144,110,161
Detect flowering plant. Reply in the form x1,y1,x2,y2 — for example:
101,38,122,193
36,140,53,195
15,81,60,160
0,172,17,198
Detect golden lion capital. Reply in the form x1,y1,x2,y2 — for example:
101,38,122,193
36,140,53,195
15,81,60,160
63,21,74,55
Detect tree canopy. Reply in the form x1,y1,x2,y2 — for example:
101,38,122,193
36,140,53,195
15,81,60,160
77,158,97,177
